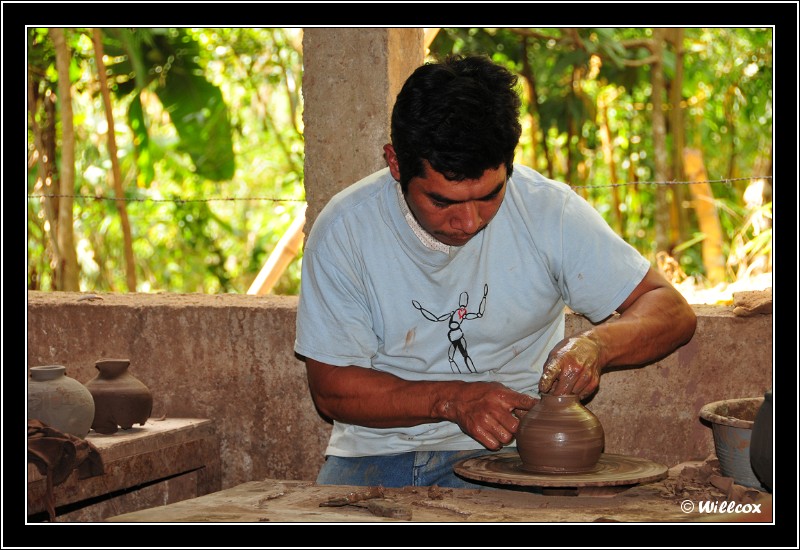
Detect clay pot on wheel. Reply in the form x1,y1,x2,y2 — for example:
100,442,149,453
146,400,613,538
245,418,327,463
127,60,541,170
84,358,153,434
516,393,605,474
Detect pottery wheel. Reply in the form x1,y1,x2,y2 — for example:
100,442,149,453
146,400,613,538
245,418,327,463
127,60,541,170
455,452,668,496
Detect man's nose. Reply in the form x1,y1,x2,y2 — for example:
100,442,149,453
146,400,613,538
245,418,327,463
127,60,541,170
451,202,481,233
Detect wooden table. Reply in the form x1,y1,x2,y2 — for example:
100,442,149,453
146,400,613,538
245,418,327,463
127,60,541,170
28,418,221,522
105,464,773,524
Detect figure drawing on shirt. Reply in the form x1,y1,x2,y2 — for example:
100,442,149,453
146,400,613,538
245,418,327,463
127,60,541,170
412,284,488,374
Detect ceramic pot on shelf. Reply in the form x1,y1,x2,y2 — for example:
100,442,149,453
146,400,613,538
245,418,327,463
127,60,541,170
28,365,95,439
516,393,605,474
84,358,153,434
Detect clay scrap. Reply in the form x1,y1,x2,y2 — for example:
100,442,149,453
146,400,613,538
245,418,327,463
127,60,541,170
660,455,766,505
732,288,772,317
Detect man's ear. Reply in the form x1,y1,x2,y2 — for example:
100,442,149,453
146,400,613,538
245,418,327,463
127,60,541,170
383,144,401,181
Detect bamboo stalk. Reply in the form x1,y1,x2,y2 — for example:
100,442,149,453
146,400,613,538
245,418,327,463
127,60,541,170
247,205,306,295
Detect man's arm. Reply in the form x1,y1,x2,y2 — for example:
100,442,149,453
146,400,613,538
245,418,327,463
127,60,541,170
538,266,697,398
306,358,536,451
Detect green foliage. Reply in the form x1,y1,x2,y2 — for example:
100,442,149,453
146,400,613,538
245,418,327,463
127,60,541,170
127,96,155,186
154,72,235,181
28,27,304,294
99,28,235,183
27,28,772,295
429,27,772,284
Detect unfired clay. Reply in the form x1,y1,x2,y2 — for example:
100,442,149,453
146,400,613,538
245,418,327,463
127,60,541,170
516,393,605,474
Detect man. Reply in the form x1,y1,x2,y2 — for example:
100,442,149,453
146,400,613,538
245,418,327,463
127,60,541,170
294,54,697,488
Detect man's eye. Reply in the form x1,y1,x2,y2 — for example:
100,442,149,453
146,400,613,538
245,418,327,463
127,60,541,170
431,200,450,208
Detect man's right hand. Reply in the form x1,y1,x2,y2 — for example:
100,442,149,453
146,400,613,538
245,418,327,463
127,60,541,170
436,381,537,451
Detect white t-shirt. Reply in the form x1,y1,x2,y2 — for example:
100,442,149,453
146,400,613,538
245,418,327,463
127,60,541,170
294,164,650,456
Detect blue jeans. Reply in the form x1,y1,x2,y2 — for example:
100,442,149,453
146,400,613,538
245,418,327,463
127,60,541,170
316,449,513,489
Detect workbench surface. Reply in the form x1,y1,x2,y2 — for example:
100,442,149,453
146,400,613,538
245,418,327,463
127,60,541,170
106,465,772,524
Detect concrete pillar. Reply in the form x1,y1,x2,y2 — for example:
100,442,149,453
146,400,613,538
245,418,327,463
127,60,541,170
302,28,425,233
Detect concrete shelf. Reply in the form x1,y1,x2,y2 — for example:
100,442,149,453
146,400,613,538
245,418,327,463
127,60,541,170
27,417,221,522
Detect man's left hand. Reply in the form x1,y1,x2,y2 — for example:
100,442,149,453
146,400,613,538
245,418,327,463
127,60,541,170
537,333,602,399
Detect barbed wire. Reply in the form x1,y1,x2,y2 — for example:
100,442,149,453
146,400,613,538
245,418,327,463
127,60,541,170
572,176,771,190
26,194,307,204
27,176,771,204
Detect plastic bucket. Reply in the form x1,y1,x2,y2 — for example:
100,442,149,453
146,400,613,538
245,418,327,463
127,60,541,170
699,397,765,491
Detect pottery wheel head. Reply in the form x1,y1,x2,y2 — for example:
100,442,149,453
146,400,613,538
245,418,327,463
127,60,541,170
454,452,668,488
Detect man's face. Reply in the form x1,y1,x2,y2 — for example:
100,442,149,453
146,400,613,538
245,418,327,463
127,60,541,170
384,144,507,247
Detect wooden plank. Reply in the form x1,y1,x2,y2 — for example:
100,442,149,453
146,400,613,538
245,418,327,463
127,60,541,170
106,478,756,523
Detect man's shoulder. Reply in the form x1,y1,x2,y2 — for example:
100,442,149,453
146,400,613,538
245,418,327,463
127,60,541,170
306,167,394,244
507,164,573,206
510,164,570,190
325,167,393,211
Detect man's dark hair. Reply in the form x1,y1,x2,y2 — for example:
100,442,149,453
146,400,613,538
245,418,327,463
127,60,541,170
390,54,523,192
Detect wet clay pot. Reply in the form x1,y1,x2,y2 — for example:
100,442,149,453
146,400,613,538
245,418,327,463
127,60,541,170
28,365,95,438
84,358,153,434
516,393,605,474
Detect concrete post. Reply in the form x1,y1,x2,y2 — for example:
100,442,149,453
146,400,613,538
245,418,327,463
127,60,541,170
302,28,424,233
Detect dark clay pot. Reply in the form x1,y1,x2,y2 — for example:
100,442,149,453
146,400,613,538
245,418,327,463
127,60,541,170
749,390,772,492
84,358,153,434
516,393,605,474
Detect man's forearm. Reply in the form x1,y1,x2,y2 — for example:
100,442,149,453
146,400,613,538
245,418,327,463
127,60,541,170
305,358,537,450
590,285,697,369
306,358,459,428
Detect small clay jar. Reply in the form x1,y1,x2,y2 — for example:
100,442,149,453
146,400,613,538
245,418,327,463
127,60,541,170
28,365,95,438
516,393,605,474
84,358,153,434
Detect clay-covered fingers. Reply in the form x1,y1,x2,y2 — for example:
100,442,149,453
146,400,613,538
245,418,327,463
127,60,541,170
538,362,561,394
487,408,525,449
545,365,584,396
541,364,599,398
474,429,500,451
456,383,536,450
466,411,509,451
570,369,598,399
512,407,531,420
538,335,602,396
494,392,536,446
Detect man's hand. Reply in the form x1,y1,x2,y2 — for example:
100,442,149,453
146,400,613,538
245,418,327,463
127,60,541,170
438,382,537,451
538,334,602,399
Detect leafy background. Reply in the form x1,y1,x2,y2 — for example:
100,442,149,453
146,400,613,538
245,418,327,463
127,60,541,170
27,28,773,302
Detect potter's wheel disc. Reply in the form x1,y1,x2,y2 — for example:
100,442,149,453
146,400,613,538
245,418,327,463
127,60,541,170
455,452,668,488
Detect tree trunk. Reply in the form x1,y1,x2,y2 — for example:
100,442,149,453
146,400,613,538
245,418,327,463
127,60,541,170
566,68,581,196
28,62,61,286
666,28,690,251
49,27,80,291
520,38,552,177
92,28,137,291
650,29,670,256
683,148,727,284
597,91,624,235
